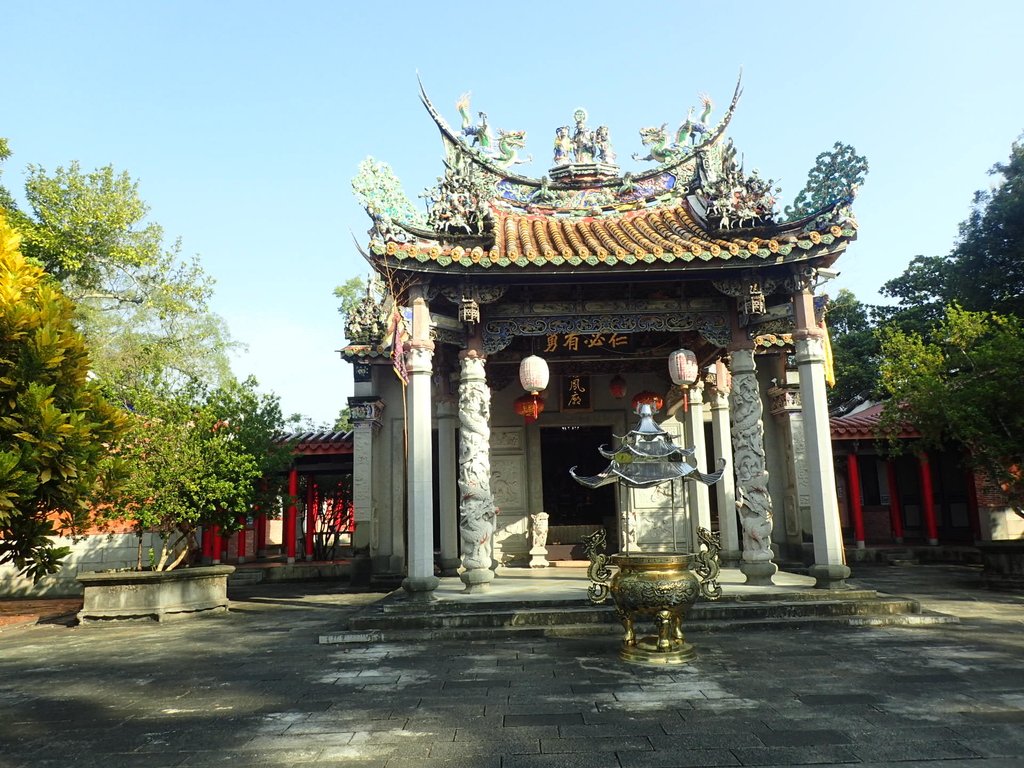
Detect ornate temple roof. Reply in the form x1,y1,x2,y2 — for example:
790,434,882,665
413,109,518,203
354,78,864,277
830,403,920,442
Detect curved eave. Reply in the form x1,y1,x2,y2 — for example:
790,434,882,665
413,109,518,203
368,240,851,278
369,219,855,276
417,74,742,196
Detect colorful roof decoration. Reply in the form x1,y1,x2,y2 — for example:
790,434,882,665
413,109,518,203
354,76,864,277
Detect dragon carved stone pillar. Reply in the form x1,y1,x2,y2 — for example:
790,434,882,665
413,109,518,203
458,352,496,593
728,348,778,586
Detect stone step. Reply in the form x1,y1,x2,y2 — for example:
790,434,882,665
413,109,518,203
319,608,957,645
227,569,265,586
327,584,956,645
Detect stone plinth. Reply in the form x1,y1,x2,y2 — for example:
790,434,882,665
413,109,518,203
76,565,234,623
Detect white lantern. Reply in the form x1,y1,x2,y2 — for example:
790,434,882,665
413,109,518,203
668,348,699,387
519,355,550,395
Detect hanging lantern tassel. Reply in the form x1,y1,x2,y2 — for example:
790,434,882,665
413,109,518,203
683,389,689,413
514,393,545,424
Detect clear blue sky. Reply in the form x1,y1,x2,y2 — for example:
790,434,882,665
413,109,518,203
5,1,1022,425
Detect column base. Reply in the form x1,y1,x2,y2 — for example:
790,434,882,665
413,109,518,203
855,541,866,550
808,563,851,590
740,560,777,586
927,538,939,546
286,557,296,564
256,549,268,559
402,575,440,600
460,567,494,593
439,557,461,577
236,556,247,564
719,549,742,569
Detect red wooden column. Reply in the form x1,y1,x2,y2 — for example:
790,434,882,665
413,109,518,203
211,524,223,565
255,513,268,559
886,460,905,544
918,453,939,545
285,468,298,563
235,516,248,564
304,478,316,561
847,453,866,549
201,526,213,565
965,468,982,542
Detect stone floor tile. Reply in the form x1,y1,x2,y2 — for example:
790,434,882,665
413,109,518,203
617,748,741,768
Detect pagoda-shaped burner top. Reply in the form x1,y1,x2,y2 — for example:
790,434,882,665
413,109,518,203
570,404,725,489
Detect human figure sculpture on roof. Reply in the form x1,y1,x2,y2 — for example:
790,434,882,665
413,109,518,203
553,125,572,165
572,108,594,163
594,125,616,163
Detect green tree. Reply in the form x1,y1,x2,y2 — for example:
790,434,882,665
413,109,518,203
880,134,1024,328
335,406,352,433
878,306,1024,516
825,289,882,408
0,214,125,581
101,377,292,570
334,275,369,319
1,149,233,399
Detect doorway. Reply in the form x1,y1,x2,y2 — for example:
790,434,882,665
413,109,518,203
540,425,617,558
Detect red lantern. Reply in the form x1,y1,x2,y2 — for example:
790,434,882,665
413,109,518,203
514,393,545,424
519,355,549,395
609,374,627,400
631,390,664,414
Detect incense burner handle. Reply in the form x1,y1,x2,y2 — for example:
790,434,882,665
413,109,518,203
693,527,722,601
582,528,612,604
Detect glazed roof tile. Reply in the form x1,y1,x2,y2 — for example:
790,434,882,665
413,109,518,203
830,403,920,441
378,200,854,271
275,431,353,455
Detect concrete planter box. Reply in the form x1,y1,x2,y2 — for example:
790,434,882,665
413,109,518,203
978,541,1024,591
76,565,235,623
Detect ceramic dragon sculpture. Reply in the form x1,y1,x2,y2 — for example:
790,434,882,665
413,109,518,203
632,94,714,163
456,92,531,167
494,129,532,166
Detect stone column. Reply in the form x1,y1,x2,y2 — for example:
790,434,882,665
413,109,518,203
436,397,461,576
682,382,712,549
708,368,741,567
458,338,496,592
793,285,850,588
728,347,778,585
348,397,384,553
402,287,439,599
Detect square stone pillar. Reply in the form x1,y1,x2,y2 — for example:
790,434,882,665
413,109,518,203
402,288,439,599
436,398,461,576
681,383,712,550
347,396,384,553
708,369,741,567
794,286,850,589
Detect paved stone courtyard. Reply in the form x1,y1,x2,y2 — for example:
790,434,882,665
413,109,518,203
1,565,1022,768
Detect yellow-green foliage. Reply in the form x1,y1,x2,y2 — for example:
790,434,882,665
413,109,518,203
0,213,125,581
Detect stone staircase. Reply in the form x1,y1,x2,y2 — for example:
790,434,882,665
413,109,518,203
319,586,957,645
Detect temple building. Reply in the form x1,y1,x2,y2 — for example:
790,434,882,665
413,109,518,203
342,78,866,597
